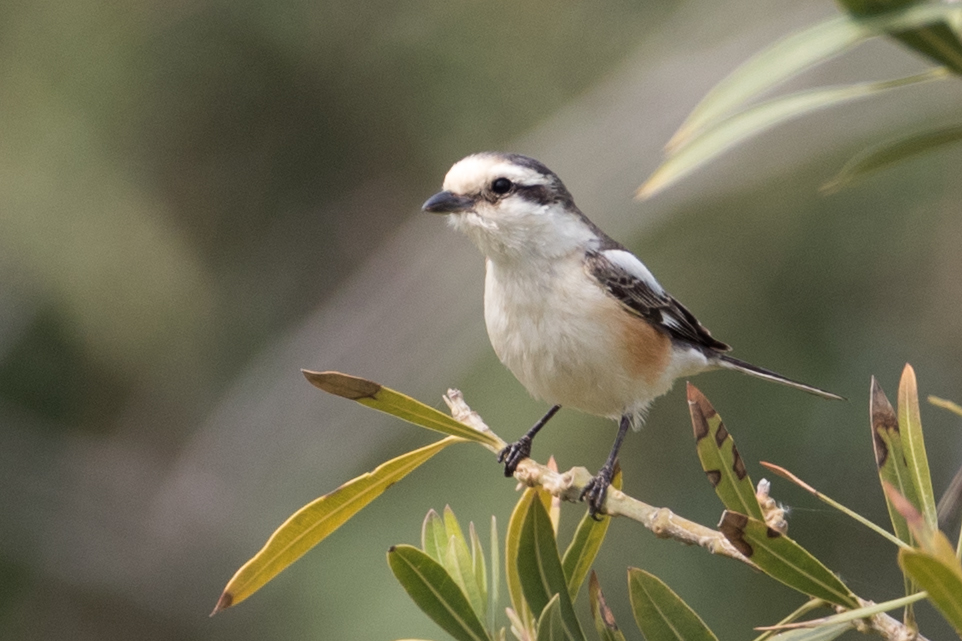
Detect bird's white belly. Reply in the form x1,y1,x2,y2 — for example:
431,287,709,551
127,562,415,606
483,256,694,420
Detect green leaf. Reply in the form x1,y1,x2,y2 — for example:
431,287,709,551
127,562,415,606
489,516,500,634
888,482,962,628
447,534,487,623
302,370,502,448
627,568,719,641
536,594,567,641
506,489,539,630
870,377,923,547
517,496,586,641
760,461,908,549
588,572,627,641
212,437,456,613
665,2,962,149
870,376,920,624
898,364,939,532
718,511,858,609
423,509,447,562
562,468,621,602
760,591,926,638
837,0,962,74
768,623,852,641
388,544,492,641
899,548,962,635
440,507,485,621
688,384,763,520
822,124,962,191
638,68,947,199
470,522,489,618
930,395,962,418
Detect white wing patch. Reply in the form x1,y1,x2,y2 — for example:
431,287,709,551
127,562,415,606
601,249,665,295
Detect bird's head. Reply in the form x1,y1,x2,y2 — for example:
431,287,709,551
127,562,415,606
422,152,595,260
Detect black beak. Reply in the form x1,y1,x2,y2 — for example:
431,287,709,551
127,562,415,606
422,190,474,214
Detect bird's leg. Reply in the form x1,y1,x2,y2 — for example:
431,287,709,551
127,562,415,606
581,414,631,519
498,404,561,476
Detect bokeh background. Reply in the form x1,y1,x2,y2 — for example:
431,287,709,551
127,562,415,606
2,0,961,638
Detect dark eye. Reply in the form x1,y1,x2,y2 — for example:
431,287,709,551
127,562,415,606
491,177,513,194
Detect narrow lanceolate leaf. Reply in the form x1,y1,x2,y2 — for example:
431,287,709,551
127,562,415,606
667,15,866,148
898,364,938,532
822,124,962,192
891,482,962,633
588,572,627,641
718,511,858,609
767,622,852,641
760,461,907,549
837,0,962,74
517,497,586,641
627,568,719,641
899,548,962,635
506,489,539,629
930,395,962,418
637,68,947,199
870,377,921,546
212,437,456,613
883,482,958,566
447,535,486,622
388,545,492,641
869,377,920,624
536,594,567,641
302,370,501,448
489,516,500,634
562,469,622,602
666,3,962,149
760,592,926,637
423,509,447,563
688,384,763,520
469,522,488,617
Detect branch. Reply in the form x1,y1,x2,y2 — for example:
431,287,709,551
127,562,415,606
442,388,754,568
443,388,928,641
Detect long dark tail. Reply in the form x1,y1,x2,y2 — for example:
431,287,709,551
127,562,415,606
717,355,844,400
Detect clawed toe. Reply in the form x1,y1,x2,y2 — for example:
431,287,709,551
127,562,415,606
580,466,614,520
498,436,531,476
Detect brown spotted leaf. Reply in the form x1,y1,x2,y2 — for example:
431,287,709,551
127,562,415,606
302,370,502,448
589,572,626,641
871,376,920,623
688,384,764,520
718,511,858,609
871,377,920,547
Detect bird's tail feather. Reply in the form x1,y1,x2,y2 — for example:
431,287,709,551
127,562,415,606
717,355,844,400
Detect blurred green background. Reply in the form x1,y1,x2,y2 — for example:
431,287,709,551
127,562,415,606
2,0,961,639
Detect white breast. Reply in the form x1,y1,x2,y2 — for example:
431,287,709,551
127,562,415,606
483,253,701,421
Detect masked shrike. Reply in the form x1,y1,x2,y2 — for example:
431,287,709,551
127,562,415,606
422,152,842,517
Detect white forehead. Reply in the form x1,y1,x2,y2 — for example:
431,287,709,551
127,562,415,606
442,154,546,195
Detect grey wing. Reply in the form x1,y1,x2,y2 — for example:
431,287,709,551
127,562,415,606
585,249,731,353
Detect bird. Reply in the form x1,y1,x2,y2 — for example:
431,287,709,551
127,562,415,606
422,152,842,517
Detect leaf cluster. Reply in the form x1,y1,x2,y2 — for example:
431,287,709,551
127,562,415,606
212,365,962,641
638,1,962,198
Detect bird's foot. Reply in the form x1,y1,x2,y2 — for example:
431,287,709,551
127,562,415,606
497,436,532,477
580,464,615,520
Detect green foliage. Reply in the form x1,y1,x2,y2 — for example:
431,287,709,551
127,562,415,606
638,1,962,198
214,366,962,640
688,383,764,520
627,568,719,641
